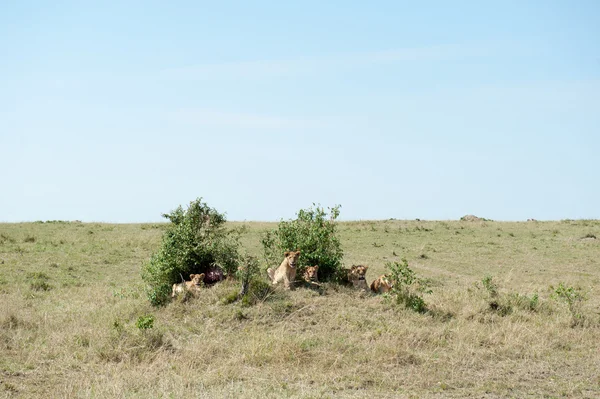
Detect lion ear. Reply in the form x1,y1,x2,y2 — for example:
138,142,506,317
198,273,205,280
364,266,369,270
189,274,195,280
314,265,319,270
296,250,301,255
284,251,291,257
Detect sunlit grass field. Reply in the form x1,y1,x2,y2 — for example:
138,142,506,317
1,219,599,398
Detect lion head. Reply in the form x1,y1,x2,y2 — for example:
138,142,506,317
349,265,368,281
189,273,205,287
284,250,301,268
303,265,319,282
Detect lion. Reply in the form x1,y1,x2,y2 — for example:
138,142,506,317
267,250,301,290
303,265,319,283
171,273,205,297
370,274,394,294
348,264,369,291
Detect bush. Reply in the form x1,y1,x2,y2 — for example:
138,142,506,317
385,259,431,313
28,272,53,291
552,282,587,326
261,204,343,281
479,276,544,316
136,315,155,330
236,254,275,305
141,198,241,306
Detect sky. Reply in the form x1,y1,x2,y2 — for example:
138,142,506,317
1,1,599,222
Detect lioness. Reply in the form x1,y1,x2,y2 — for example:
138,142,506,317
267,250,301,290
349,265,369,291
172,273,205,297
303,265,319,283
370,274,394,293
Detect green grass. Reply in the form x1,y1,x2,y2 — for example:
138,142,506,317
1,219,599,398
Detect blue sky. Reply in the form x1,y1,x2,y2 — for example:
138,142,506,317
1,1,598,222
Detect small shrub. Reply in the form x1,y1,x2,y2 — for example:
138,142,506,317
100,319,169,363
23,235,36,243
261,204,343,281
0,234,16,244
136,315,155,330
141,198,241,306
552,282,587,326
478,276,511,315
220,290,239,305
227,254,276,306
527,292,539,311
28,272,52,291
480,277,545,315
385,259,431,313
481,275,498,298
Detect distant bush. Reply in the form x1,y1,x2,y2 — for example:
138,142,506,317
261,204,343,281
385,259,431,313
141,198,241,306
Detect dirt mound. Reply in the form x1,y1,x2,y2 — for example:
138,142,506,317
460,215,483,222
580,234,597,242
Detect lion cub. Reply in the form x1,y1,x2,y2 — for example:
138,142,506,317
171,273,205,297
303,265,319,283
267,250,301,290
370,274,394,293
348,265,369,291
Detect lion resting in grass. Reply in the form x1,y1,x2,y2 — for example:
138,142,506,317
171,273,205,297
348,265,369,291
303,265,319,283
370,274,394,293
267,250,301,290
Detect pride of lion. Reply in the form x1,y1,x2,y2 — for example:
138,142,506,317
171,250,394,298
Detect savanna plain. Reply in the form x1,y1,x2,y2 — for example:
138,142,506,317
0,219,599,398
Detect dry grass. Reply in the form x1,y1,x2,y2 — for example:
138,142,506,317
1,219,599,398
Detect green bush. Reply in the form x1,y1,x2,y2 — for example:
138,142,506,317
479,276,544,316
136,315,154,330
141,198,241,306
552,282,587,326
236,254,275,305
385,259,431,313
261,204,343,281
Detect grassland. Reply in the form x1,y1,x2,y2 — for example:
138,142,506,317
1,219,599,398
